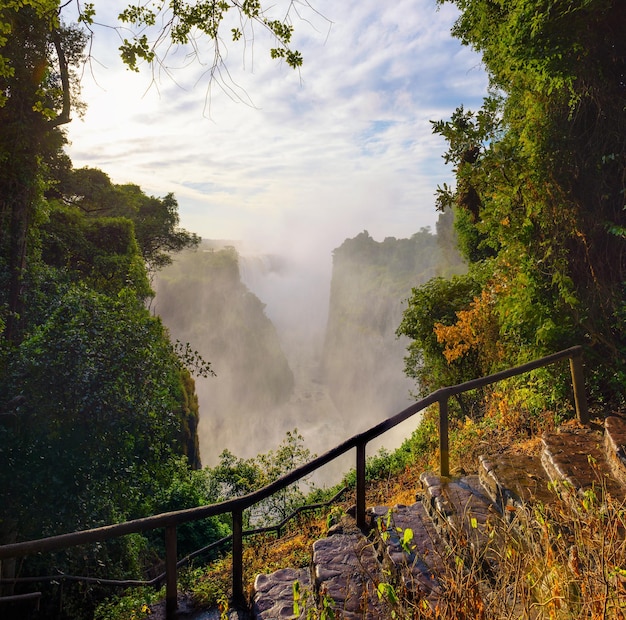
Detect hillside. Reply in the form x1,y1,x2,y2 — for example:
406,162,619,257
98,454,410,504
322,228,448,417
154,243,295,463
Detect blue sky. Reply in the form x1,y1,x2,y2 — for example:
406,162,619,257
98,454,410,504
64,0,488,262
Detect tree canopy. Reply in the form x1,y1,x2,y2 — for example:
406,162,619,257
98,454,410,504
399,0,626,411
0,0,311,342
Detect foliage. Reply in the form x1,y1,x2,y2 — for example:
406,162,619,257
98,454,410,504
110,0,306,73
204,429,313,526
40,206,152,298
147,458,231,559
400,0,626,413
0,2,66,107
0,165,204,617
93,587,163,620
1,287,193,536
0,4,82,341
53,168,201,275
396,268,484,397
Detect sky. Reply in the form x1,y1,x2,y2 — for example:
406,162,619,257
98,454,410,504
63,0,489,264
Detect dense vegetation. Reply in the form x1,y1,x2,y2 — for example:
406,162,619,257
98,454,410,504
398,0,626,417
0,154,212,618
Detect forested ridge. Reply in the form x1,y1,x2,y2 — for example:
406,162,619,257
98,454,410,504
322,218,464,416
154,243,295,459
2,0,626,618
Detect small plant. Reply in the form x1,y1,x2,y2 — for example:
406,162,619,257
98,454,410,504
187,556,232,608
93,586,163,620
293,580,337,619
325,506,345,530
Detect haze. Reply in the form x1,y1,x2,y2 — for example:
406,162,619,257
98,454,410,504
63,0,488,476
65,0,487,262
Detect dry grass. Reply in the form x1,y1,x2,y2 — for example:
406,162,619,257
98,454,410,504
187,512,330,608
164,402,626,618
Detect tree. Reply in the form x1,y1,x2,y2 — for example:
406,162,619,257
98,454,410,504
54,168,201,274
40,206,153,297
0,284,207,618
397,269,488,418
0,4,85,342
2,286,201,532
0,0,313,342
400,0,626,408
204,429,312,526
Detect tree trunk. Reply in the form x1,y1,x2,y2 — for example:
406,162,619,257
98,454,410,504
0,8,49,343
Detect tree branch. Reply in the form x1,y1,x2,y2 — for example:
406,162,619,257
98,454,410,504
48,28,72,128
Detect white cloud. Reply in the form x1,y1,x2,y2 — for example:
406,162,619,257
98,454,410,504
64,0,488,257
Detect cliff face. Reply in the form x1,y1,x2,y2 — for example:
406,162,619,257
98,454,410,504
154,224,463,473
321,229,448,418
154,243,295,463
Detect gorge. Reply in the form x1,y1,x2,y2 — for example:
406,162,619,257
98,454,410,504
153,214,463,484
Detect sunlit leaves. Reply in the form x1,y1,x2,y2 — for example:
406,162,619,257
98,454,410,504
112,0,306,73
0,1,59,75
434,285,503,369
406,0,626,408
271,47,303,69
377,582,399,606
118,4,158,26
77,2,96,25
119,34,156,71
399,526,414,554
397,271,484,393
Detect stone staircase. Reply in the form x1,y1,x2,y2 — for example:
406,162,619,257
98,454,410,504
250,415,626,619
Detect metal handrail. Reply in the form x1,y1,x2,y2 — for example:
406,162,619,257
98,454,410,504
0,345,587,617
0,486,347,591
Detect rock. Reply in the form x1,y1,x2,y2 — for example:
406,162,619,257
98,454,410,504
252,567,310,619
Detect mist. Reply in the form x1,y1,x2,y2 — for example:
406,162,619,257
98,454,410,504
154,221,460,486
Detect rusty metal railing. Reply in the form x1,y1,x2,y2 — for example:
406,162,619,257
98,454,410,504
0,345,588,618
0,486,347,593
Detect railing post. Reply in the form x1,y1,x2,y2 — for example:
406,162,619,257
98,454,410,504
165,525,177,619
570,351,589,425
232,508,245,608
356,442,366,530
439,395,450,478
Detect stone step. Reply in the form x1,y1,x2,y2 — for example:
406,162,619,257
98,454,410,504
251,417,626,619
420,472,500,553
368,503,445,609
419,470,508,603
311,517,389,619
541,426,625,499
252,567,311,619
479,452,553,515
